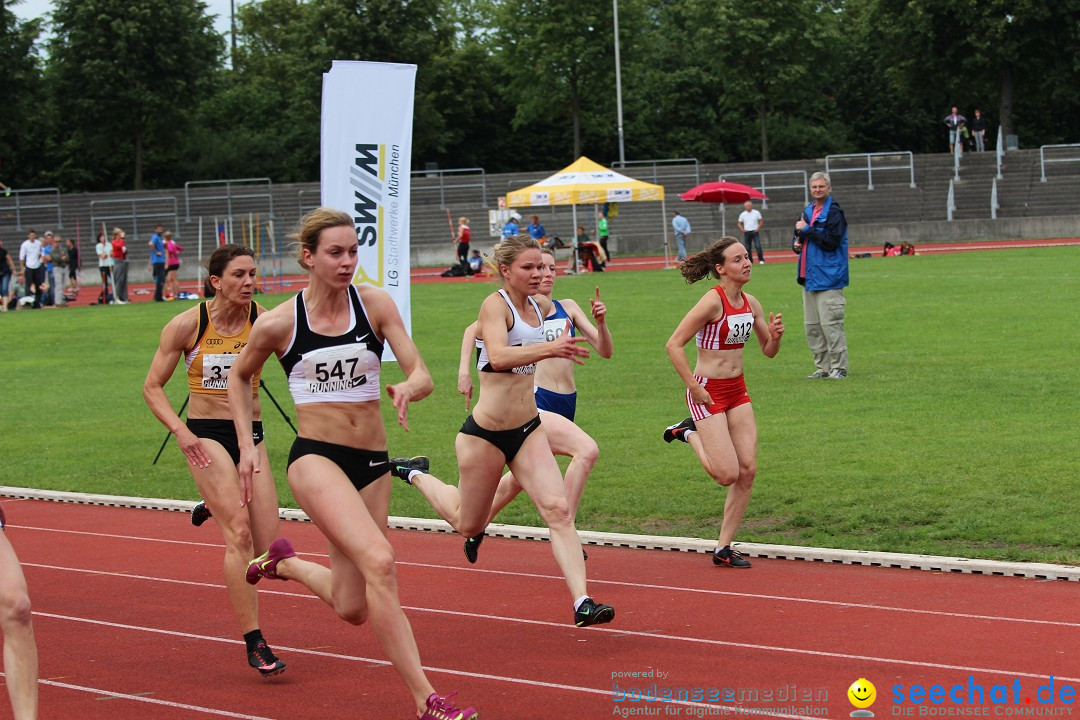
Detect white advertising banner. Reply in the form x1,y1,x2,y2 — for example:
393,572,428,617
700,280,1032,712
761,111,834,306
321,60,416,341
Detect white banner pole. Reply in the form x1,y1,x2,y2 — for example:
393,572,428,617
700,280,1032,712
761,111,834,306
321,61,417,352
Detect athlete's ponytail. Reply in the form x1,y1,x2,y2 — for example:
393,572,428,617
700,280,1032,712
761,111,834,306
680,237,741,284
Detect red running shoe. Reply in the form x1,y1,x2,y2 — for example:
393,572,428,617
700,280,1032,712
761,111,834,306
246,538,296,585
418,691,477,720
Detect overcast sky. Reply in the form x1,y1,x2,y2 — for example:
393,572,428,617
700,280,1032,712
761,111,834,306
11,0,236,39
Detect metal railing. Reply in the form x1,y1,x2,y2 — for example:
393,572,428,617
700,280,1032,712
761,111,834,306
0,187,63,231
298,189,321,217
1039,143,1080,182
610,158,700,185
991,177,999,220
825,152,916,189
953,136,962,181
946,179,955,222
411,167,487,207
995,129,1004,179
90,196,179,240
184,178,274,222
718,170,808,208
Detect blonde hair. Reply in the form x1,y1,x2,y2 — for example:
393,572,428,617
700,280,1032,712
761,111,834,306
458,216,469,225
290,207,352,269
163,230,173,240
491,234,541,275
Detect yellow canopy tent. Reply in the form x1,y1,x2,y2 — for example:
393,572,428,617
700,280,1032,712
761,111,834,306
506,156,673,267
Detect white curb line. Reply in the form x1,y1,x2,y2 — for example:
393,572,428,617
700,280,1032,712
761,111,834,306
3,486,1076,582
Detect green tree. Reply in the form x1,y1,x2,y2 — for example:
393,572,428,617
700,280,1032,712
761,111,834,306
0,1,46,187
867,0,1080,148
494,0,621,162
47,0,223,190
698,0,837,162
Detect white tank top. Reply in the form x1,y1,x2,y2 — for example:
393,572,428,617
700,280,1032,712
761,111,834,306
475,289,545,375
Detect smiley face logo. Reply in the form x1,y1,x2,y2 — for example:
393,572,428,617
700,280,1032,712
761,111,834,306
848,678,877,709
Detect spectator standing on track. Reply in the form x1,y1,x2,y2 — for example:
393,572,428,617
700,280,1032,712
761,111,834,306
671,210,691,263
144,243,330,678
527,214,547,245
164,231,183,300
228,208,477,720
455,249,613,564
972,109,987,152
41,232,56,306
18,229,44,309
393,234,616,629
453,216,471,273
0,240,15,311
149,224,166,302
663,237,784,569
502,211,521,238
793,171,849,380
0,506,39,720
95,232,113,305
65,237,80,297
944,106,966,154
737,201,765,264
597,211,610,264
110,228,129,303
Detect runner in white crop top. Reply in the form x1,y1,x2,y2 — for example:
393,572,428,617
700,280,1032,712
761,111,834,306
475,288,545,374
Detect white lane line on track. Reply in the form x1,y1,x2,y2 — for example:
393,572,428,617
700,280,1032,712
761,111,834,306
27,568,1080,684
18,522,1080,630
0,673,273,719
29,612,784,719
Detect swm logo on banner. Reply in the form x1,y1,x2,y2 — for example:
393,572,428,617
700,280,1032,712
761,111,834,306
321,60,416,349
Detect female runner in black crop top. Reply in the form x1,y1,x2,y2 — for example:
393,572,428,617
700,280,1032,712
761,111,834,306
228,208,476,720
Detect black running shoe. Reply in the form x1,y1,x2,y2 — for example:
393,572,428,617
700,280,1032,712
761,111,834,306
663,417,696,443
389,456,430,485
191,500,212,527
247,641,287,677
463,532,486,564
574,597,615,627
713,545,752,568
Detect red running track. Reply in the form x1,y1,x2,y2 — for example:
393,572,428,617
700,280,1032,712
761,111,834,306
2,498,1077,720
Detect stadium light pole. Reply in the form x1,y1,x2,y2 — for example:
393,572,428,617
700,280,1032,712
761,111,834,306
614,0,626,166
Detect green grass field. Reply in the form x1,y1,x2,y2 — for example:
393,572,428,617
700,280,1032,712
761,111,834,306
2,247,1077,564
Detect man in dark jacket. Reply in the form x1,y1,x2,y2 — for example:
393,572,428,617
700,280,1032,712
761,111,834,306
793,172,849,379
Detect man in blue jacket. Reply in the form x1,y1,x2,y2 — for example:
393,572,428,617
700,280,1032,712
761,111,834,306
793,172,849,379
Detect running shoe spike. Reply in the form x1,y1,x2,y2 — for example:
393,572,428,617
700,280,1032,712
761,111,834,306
191,500,212,527
389,456,430,485
713,545,752,568
246,538,296,585
418,691,477,720
662,417,696,443
463,532,486,564
574,597,615,627
247,641,287,677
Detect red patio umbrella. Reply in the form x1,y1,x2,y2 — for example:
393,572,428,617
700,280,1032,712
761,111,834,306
679,181,768,204
679,181,768,235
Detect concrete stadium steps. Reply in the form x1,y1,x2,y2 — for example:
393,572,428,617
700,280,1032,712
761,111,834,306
3,149,1078,279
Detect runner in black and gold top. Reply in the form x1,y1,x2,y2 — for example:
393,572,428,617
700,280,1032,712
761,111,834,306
143,243,331,678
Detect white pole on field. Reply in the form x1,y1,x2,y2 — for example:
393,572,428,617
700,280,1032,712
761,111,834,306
197,216,203,298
